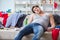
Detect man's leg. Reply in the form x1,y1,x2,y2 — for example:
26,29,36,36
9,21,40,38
14,24,33,40
32,25,44,40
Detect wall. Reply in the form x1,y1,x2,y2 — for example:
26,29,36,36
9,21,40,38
0,0,15,13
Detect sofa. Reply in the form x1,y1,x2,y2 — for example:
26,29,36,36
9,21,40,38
0,28,60,40
0,14,60,40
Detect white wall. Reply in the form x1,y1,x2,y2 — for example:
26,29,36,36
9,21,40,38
0,0,15,12
0,0,2,11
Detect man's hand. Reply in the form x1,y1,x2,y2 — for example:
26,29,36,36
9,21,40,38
47,27,55,32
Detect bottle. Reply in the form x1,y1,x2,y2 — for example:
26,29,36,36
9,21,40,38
23,16,28,26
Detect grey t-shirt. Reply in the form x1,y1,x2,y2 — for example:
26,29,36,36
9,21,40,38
32,13,50,29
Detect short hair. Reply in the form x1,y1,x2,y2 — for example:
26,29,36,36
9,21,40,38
32,5,39,13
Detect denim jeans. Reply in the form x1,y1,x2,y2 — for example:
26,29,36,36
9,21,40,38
14,23,44,40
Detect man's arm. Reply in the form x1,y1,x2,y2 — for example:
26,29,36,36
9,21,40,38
28,14,34,24
47,14,55,31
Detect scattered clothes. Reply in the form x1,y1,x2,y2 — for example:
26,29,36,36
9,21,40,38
5,12,26,28
0,12,8,27
0,21,4,28
15,14,26,28
53,15,60,25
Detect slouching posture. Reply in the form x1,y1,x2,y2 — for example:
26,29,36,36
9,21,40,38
14,5,55,40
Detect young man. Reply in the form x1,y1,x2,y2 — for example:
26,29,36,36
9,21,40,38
14,5,55,40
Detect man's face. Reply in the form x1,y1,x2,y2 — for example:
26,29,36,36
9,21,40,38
33,7,41,14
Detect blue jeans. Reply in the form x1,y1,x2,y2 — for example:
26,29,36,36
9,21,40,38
14,23,44,40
